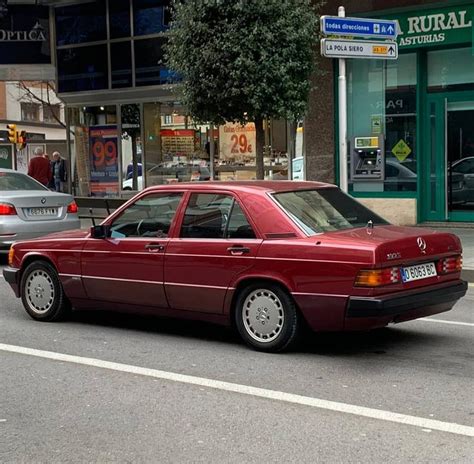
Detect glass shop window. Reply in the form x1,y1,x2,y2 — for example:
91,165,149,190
57,45,108,93
347,53,417,193
109,0,131,39
55,1,106,46
111,42,133,89
133,0,170,36
428,48,474,93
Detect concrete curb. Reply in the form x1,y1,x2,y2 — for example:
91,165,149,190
461,269,474,284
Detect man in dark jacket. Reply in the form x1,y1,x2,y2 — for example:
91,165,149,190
27,147,52,187
52,151,67,192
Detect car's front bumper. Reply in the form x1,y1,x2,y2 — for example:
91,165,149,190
3,267,20,298
344,280,468,330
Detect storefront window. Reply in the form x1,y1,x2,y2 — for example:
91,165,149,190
121,104,142,192
347,53,417,193
69,106,119,197
428,48,474,93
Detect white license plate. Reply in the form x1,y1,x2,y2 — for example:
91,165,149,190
29,207,58,216
401,262,437,283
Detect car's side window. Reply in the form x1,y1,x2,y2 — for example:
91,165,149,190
109,192,183,238
180,193,255,239
226,201,256,239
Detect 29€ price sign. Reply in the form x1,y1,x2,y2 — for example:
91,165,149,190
219,123,256,161
89,126,119,196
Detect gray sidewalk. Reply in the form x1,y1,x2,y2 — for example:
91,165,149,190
446,228,474,283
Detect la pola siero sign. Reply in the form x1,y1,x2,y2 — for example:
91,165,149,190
392,5,473,49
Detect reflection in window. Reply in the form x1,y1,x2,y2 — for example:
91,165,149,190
133,0,170,36
111,42,133,88
55,1,106,46
57,45,108,93
109,0,131,39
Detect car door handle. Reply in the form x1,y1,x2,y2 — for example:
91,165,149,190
145,243,165,252
227,246,250,256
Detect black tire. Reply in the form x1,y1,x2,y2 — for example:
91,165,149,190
234,282,300,353
20,261,71,322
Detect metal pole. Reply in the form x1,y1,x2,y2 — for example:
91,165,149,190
338,5,348,193
209,125,215,180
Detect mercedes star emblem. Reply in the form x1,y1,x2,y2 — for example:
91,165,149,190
417,237,427,254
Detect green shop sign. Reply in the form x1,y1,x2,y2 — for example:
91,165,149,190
388,4,473,49
0,144,13,169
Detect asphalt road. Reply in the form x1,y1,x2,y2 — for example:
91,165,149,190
1,258,473,463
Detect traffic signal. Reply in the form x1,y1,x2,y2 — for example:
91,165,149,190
7,124,17,144
17,130,27,150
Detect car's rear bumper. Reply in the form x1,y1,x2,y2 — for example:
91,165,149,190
344,280,467,330
3,267,20,298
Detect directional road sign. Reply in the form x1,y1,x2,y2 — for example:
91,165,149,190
321,16,398,40
321,39,398,60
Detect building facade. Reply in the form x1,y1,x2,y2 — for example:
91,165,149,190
0,81,67,172
306,0,474,225
2,0,472,225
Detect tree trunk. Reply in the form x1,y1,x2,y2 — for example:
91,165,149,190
255,117,265,180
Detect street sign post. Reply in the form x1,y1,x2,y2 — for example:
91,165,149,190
321,39,398,60
320,16,398,39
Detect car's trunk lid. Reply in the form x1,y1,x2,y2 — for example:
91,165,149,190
1,191,74,221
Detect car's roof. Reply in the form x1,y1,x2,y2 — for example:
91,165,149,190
144,180,335,194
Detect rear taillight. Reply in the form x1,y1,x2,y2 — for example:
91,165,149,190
437,255,462,274
355,267,400,287
67,201,78,214
0,203,17,215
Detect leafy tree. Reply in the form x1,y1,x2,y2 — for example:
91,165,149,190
165,0,320,179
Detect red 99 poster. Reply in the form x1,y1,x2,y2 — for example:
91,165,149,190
89,126,119,197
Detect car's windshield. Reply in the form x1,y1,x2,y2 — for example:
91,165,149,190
0,172,47,191
272,188,388,235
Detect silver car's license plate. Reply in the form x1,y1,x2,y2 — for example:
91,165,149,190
401,262,437,283
29,207,58,216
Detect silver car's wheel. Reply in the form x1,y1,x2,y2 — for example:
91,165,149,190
235,282,300,353
242,289,284,343
20,261,71,322
25,269,55,314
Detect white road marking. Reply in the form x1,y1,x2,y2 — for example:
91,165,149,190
419,318,474,327
0,343,473,437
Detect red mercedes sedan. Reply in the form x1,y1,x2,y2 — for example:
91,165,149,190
3,182,467,352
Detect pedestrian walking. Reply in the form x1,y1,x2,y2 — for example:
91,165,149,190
27,147,52,187
52,151,67,192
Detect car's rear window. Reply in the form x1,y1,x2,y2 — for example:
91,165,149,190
0,172,47,191
272,188,388,235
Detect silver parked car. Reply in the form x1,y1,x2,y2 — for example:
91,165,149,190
0,169,81,252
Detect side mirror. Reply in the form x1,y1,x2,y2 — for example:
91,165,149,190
90,225,110,239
